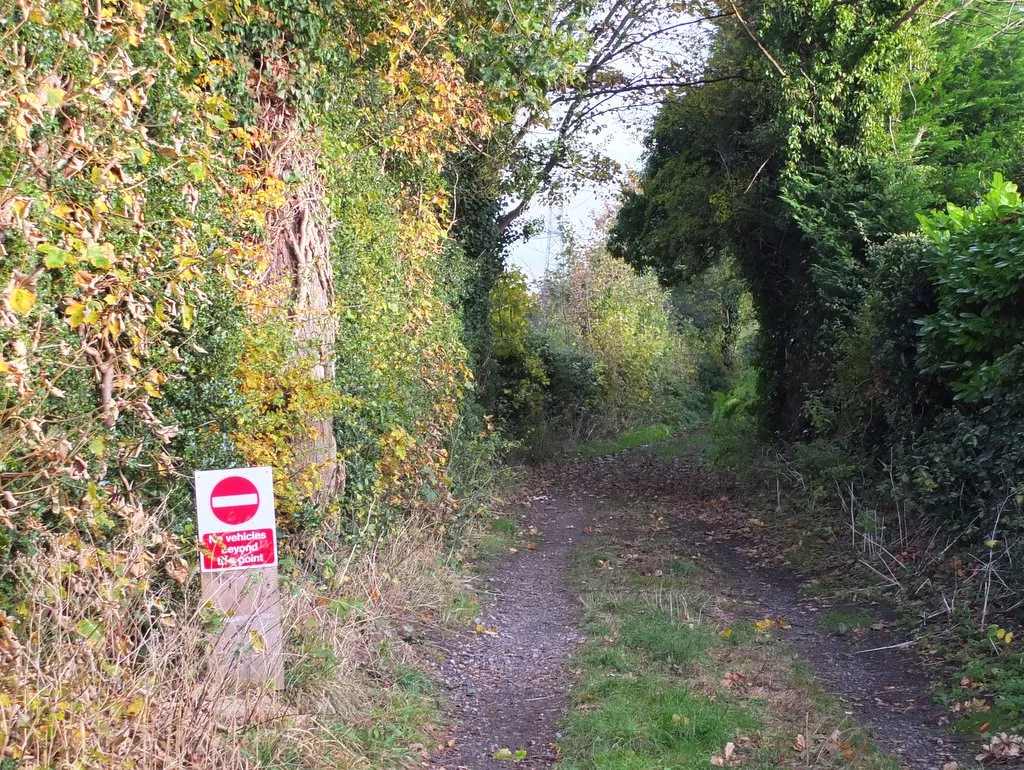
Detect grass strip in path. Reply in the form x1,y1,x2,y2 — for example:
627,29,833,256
560,500,903,770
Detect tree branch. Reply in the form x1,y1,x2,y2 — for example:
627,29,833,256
562,73,755,101
729,0,788,78
494,3,756,233
497,73,751,233
929,0,977,27
891,0,933,31
609,11,735,62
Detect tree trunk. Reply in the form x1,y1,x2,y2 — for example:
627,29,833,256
257,86,345,504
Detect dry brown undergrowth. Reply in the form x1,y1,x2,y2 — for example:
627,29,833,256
1,523,472,769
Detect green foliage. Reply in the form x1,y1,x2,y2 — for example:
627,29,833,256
0,0,603,764
712,368,758,423
610,21,778,287
720,176,1024,640
536,338,606,433
830,176,1024,540
708,369,761,470
490,270,534,358
570,425,675,460
916,175,1024,402
322,138,473,530
533,245,698,441
613,2,1024,655
486,270,549,433
612,0,1024,437
906,7,1024,206
672,260,758,402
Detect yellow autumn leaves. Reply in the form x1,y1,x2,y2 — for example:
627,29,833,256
8,287,35,315
755,617,792,633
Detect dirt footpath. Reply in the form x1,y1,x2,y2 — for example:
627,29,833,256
430,447,970,770
430,482,594,769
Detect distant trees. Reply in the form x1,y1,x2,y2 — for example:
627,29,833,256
493,0,733,233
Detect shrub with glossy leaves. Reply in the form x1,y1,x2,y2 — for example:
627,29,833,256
916,174,1024,403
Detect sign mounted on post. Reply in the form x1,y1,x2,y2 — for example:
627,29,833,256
196,467,277,572
196,466,283,689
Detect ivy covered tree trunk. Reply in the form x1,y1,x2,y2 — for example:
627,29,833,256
260,90,345,504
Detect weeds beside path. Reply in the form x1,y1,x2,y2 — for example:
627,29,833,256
432,439,975,770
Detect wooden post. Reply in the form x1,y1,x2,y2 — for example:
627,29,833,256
201,566,284,689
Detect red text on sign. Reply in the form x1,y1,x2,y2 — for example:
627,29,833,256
201,528,276,570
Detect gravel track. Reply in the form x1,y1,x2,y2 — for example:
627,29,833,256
430,447,970,770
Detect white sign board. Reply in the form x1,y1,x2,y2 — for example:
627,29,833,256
195,467,277,572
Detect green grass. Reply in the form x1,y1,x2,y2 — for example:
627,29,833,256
944,632,1024,733
394,664,437,695
565,546,755,770
333,687,437,767
490,517,518,536
947,703,1020,736
570,425,675,460
562,673,753,770
563,523,903,770
472,516,519,563
583,549,619,568
664,556,699,578
242,668,439,770
650,432,708,460
819,609,877,635
617,611,715,664
449,594,480,623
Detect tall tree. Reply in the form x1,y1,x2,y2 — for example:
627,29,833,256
611,0,957,434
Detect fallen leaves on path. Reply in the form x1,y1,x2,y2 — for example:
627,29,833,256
722,671,749,690
446,448,969,770
710,741,740,766
976,733,1024,763
711,736,752,766
793,729,845,758
953,697,990,715
755,618,792,632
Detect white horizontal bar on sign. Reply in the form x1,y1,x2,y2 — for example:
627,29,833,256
212,493,259,507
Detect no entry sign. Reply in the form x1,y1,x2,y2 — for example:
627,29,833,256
195,467,276,572
210,475,260,525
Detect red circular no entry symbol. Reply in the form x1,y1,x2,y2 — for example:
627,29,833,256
209,476,260,525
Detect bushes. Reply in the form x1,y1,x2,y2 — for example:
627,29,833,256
768,175,1024,618
484,270,549,434
476,244,703,452
916,175,1024,403
533,337,606,443
863,177,1024,531
477,245,756,453
524,245,700,444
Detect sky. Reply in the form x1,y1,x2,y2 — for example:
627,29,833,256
505,111,651,284
502,5,715,285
